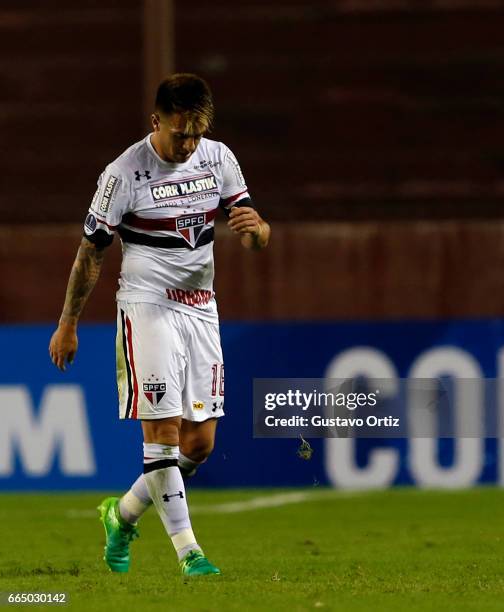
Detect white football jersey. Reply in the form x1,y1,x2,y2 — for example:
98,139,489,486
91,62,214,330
83,134,251,322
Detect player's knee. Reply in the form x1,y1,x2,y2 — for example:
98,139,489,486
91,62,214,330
182,438,214,463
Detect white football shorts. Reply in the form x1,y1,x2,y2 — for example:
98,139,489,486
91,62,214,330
116,301,225,421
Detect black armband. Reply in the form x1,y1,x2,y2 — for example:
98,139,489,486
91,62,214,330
219,196,254,218
83,229,114,248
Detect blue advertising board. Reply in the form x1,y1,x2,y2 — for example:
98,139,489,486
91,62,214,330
1,320,504,490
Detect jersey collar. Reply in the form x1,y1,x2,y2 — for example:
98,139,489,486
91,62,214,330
145,133,193,169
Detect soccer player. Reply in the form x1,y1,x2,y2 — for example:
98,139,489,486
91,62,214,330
49,74,270,577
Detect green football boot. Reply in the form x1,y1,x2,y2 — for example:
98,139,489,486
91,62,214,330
97,496,139,573
180,550,221,577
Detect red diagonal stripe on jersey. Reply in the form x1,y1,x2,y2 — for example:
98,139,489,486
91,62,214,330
221,190,249,206
94,214,119,230
125,316,139,419
122,208,218,231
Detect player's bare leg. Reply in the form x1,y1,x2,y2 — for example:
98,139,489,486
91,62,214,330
179,417,218,477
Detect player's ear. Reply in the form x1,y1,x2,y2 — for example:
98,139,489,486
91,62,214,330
151,114,160,131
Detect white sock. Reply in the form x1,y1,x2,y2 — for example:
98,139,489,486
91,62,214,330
178,453,205,478
118,473,152,524
142,442,202,561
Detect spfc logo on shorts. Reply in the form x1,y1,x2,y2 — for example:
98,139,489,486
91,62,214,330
176,213,206,247
143,381,167,406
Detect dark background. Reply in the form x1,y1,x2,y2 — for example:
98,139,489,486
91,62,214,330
2,0,503,321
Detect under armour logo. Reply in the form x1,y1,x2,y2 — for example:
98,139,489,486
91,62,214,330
135,170,151,181
162,491,184,502
212,402,222,412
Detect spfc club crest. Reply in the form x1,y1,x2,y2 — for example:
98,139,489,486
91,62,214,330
175,213,206,247
143,379,167,406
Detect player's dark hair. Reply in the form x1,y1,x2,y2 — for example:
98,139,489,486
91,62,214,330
155,73,214,130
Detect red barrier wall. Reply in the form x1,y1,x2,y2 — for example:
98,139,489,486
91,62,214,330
3,221,503,322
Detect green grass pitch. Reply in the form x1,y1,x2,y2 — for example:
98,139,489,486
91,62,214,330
1,488,504,611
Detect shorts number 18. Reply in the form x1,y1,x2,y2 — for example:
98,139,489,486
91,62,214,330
211,364,224,397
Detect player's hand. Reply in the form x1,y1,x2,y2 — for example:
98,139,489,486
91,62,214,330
228,206,262,236
49,322,78,371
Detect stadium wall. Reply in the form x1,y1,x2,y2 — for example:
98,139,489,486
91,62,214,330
2,221,504,322
0,1,144,224
3,1,504,494
3,2,504,223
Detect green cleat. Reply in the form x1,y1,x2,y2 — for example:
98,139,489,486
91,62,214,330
180,550,221,577
97,496,139,573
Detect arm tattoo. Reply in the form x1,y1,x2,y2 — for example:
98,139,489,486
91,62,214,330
60,238,106,325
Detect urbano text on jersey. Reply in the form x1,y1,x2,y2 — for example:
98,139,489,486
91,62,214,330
166,288,214,307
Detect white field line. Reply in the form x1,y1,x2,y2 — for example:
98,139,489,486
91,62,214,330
65,489,363,519
192,490,338,514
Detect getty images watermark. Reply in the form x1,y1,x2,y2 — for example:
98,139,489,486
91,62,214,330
253,378,504,438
